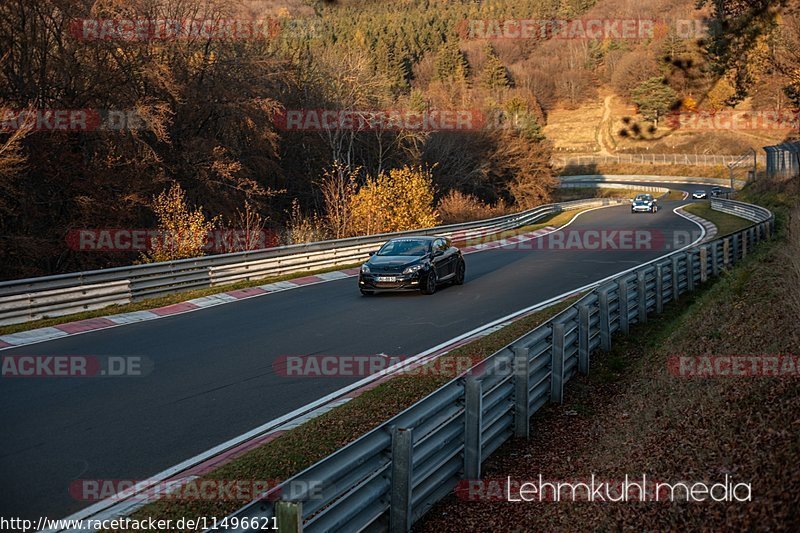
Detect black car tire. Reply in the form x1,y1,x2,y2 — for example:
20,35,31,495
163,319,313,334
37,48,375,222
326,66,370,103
454,258,466,285
360,289,374,296
422,270,437,295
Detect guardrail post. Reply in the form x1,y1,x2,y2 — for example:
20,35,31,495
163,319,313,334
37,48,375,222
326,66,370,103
741,230,748,258
636,270,647,323
686,252,695,292
616,278,629,334
765,221,771,240
712,242,721,277
655,264,664,314
732,234,740,264
550,323,565,404
390,427,413,533
723,238,730,267
512,346,530,438
671,256,680,301
464,375,483,477
598,288,611,351
700,247,708,283
577,304,590,375
276,501,303,533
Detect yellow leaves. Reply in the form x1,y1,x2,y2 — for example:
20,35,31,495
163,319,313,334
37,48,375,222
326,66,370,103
706,78,737,110
349,166,439,236
141,182,214,263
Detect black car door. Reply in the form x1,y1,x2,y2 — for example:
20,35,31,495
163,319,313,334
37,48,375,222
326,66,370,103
443,238,457,275
432,239,449,278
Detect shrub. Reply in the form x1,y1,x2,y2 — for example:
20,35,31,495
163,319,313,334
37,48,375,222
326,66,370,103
437,190,509,224
141,183,215,263
349,166,440,235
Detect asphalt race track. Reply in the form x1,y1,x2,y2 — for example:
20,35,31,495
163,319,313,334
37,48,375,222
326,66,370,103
0,184,713,519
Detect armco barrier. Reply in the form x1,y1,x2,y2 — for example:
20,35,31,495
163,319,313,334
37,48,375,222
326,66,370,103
214,198,773,533
0,199,614,326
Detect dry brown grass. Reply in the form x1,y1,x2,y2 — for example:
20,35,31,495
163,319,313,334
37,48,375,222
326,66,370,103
544,103,604,153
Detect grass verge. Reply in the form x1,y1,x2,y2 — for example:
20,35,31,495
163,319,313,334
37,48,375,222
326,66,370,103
417,189,800,531
682,201,752,236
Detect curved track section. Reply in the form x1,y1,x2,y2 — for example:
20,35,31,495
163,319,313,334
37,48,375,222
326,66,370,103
0,183,711,519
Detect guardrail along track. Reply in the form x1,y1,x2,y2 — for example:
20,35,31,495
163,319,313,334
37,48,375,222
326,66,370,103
0,199,613,326
216,198,773,533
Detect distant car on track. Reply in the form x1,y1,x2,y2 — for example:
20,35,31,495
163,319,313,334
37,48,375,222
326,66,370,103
711,186,722,197
693,190,708,199
358,236,465,295
631,193,658,213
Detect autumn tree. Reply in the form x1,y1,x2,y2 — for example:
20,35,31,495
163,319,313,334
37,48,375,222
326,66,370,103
142,183,216,263
319,162,358,239
349,166,439,235
223,201,269,253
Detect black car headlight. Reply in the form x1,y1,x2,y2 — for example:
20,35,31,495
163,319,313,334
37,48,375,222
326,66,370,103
403,264,423,275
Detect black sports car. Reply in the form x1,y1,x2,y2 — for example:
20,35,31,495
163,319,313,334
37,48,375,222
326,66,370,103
358,236,465,295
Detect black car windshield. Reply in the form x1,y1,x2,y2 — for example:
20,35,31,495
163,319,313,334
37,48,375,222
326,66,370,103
376,239,430,256
634,195,652,202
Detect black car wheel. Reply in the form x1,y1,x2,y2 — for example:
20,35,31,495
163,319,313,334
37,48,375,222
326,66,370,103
422,270,437,295
454,258,466,285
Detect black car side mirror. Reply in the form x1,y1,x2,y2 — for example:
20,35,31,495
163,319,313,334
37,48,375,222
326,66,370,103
433,250,444,257
368,251,376,256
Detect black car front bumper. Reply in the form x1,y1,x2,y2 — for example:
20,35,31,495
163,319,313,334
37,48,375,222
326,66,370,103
358,271,425,291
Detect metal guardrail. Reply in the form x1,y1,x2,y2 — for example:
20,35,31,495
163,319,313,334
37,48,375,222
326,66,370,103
560,173,747,189
710,199,772,224
214,198,773,533
559,182,670,195
554,153,766,168
0,198,612,326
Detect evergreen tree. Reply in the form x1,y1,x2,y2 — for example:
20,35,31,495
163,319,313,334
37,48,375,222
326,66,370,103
435,40,469,82
480,44,509,91
632,77,679,126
